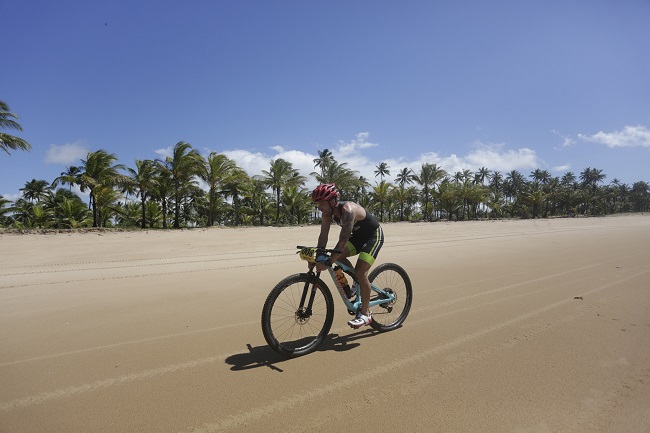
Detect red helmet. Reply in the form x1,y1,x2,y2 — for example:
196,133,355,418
311,183,339,202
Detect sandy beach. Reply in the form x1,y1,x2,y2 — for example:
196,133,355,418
1,215,649,433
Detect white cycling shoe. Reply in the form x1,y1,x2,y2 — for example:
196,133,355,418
348,312,372,329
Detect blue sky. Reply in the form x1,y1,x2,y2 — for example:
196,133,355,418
3,0,649,201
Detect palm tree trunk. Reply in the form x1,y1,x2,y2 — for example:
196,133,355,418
90,193,98,227
162,196,168,229
140,196,146,229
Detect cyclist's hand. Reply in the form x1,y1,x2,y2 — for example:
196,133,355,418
314,254,331,272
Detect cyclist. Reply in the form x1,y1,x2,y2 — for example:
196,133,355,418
310,183,384,329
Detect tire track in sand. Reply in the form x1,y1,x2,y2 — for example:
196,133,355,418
174,270,646,433
2,268,642,426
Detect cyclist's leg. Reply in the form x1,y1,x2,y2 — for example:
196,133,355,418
354,259,372,316
337,244,354,269
352,226,384,317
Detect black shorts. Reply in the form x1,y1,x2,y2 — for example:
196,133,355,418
347,225,384,265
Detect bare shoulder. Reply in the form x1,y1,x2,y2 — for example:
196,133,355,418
342,201,366,220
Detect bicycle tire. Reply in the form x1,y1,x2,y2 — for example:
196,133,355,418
261,273,334,357
368,263,413,332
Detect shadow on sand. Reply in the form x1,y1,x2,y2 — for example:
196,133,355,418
225,329,377,372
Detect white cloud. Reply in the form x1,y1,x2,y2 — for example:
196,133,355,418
553,164,572,172
44,141,88,164
220,133,543,191
2,193,21,202
222,149,277,177
551,130,576,148
154,146,174,159
461,142,540,173
336,132,378,157
578,125,650,148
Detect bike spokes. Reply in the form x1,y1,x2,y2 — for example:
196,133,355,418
261,274,334,357
367,263,412,331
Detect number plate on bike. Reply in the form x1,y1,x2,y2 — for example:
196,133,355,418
298,247,316,262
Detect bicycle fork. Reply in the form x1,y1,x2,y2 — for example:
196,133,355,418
297,271,321,320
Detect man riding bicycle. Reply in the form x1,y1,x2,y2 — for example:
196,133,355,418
310,183,384,329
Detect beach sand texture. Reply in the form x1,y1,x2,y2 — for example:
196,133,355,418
1,215,649,433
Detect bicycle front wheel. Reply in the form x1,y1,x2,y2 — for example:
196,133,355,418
368,263,413,332
261,273,334,357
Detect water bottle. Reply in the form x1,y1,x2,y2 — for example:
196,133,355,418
334,266,353,298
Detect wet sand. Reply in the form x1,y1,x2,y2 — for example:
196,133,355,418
1,215,649,433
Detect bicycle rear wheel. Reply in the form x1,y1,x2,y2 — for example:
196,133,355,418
261,273,334,357
368,263,412,332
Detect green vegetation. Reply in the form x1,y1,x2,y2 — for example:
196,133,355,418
1,143,649,229
1,100,32,155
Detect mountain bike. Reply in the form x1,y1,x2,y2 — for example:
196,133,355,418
261,246,413,357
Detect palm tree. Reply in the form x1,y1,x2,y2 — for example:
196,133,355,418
0,101,32,155
78,149,126,227
630,181,650,212
580,167,606,192
560,172,577,188
415,163,447,221
93,185,123,227
505,170,526,206
31,205,53,228
145,200,164,228
200,152,240,226
281,185,312,224
52,166,82,191
262,158,306,224
151,161,173,228
393,167,416,221
0,196,12,226
159,141,204,229
530,169,551,189
313,149,335,178
10,198,34,227
126,159,158,229
524,185,546,218
579,167,606,215
353,175,371,204
54,196,92,228
394,167,416,188
437,178,462,220
374,162,390,182
114,201,142,228
311,160,359,196
221,168,251,226
391,186,409,221
248,176,275,225
489,171,503,192
476,167,491,186
370,181,392,222
20,179,52,203
453,170,477,220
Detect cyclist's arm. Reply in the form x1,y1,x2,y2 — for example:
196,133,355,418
317,214,332,249
311,216,333,269
330,203,354,263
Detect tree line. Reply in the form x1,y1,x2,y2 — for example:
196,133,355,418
2,100,649,228
1,143,649,229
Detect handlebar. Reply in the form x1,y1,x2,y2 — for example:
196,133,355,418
296,245,342,254
296,246,341,263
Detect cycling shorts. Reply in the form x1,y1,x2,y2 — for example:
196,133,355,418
347,224,384,265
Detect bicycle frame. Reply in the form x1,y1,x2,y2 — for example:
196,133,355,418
310,259,396,313
262,247,412,356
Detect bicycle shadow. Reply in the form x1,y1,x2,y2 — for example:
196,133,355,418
225,329,376,372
